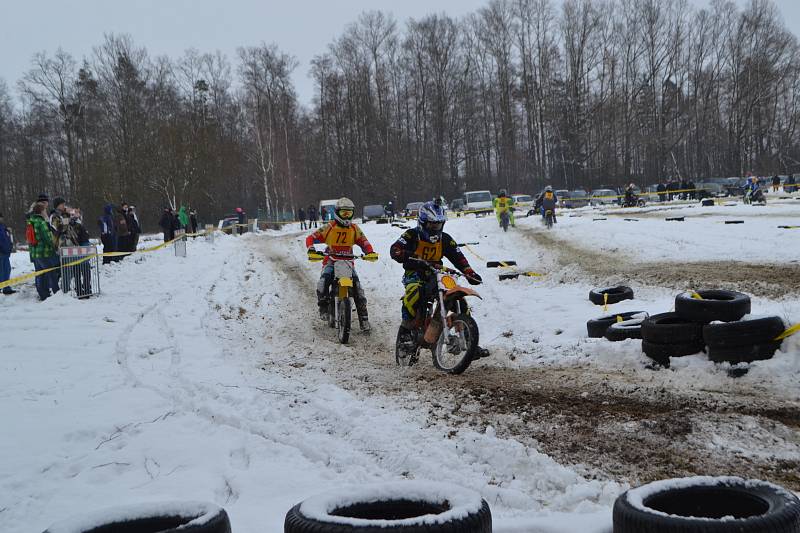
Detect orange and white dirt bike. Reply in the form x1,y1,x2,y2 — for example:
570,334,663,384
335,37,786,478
396,258,482,374
308,251,375,344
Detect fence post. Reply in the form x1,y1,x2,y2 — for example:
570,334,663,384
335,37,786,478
174,229,187,257
204,224,215,243
59,245,101,299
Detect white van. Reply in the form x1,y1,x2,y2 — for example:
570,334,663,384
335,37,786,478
463,190,494,214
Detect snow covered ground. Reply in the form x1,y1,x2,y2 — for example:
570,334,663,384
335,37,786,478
1,203,798,532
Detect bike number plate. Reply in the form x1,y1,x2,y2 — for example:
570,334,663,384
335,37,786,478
441,275,457,290
339,277,353,288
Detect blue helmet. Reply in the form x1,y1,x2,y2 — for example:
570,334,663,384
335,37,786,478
418,201,447,243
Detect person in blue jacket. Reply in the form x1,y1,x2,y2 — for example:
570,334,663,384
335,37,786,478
0,211,15,294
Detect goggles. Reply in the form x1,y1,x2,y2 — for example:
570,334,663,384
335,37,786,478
425,221,444,232
337,208,354,219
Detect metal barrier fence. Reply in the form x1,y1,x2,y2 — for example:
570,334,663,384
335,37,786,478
174,229,187,257
204,224,215,243
59,246,101,299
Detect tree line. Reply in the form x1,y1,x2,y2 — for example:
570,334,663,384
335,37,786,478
1,0,799,233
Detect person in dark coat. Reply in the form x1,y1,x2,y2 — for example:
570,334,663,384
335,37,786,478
236,207,246,235
307,204,318,229
687,180,696,200
0,211,15,294
298,207,306,230
98,204,117,265
159,207,176,243
126,205,141,250
189,209,198,235
772,175,781,192
114,206,131,260
785,174,797,193
656,183,666,202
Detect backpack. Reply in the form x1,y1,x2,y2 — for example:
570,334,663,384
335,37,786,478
25,221,38,246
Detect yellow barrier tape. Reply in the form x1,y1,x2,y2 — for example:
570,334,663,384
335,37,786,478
774,323,800,341
0,231,200,291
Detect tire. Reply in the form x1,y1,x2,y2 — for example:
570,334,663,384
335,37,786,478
337,297,351,344
642,339,705,365
604,318,645,341
589,286,634,305
587,311,649,338
328,293,336,329
674,290,751,323
43,502,230,533
702,316,785,348
708,341,782,364
432,314,478,375
701,199,715,206
612,476,800,533
641,313,704,344
285,482,492,533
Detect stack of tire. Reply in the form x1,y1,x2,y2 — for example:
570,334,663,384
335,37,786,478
641,289,785,367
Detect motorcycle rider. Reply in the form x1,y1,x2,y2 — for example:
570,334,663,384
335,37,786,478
389,201,482,355
534,186,558,223
493,189,515,227
623,183,637,207
306,197,378,332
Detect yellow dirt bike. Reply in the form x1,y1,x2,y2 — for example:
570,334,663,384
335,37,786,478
309,251,375,344
396,258,482,374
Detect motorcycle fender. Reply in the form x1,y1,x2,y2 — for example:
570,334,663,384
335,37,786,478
338,278,352,299
445,287,481,299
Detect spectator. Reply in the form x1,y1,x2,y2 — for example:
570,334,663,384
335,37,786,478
127,205,141,250
29,203,60,300
657,182,667,202
236,207,246,235
98,204,117,265
785,174,797,193
114,205,131,259
687,180,696,200
178,205,189,230
298,207,307,230
159,207,177,242
0,211,15,295
385,200,395,221
307,204,318,229
68,209,93,298
772,175,781,192
679,180,688,200
666,179,678,201
189,209,198,235
49,197,70,249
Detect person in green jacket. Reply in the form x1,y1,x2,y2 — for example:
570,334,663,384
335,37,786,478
28,202,60,300
493,189,515,227
178,206,189,229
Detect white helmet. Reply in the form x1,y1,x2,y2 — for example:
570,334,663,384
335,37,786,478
334,197,355,226
545,186,553,192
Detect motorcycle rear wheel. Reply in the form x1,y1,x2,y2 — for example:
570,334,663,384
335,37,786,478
432,314,479,375
337,298,351,344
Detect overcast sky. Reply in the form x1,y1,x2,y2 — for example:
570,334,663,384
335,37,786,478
2,0,799,107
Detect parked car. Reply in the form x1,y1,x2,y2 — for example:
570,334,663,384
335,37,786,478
403,201,425,218
450,198,465,212
589,188,618,206
463,190,494,214
565,190,590,208
695,181,726,199
362,204,387,223
511,194,534,215
218,215,239,234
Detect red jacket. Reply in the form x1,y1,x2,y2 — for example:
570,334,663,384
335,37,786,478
305,221,374,265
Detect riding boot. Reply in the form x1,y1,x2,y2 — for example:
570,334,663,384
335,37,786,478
397,324,416,359
316,290,328,320
357,307,371,332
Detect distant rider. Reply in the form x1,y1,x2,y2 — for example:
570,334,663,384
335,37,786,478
389,201,482,354
623,183,637,207
493,189,515,227
306,197,378,332
534,186,558,223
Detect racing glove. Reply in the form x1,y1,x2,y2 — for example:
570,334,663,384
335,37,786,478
464,268,482,285
362,252,379,262
307,247,324,261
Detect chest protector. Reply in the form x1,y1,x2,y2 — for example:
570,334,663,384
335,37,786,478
414,239,443,262
497,197,511,209
544,192,554,201
323,223,356,248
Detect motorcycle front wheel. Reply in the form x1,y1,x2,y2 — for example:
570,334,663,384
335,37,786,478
337,298,351,344
432,313,479,375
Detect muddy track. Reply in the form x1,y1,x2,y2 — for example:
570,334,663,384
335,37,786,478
253,234,800,491
526,229,800,298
